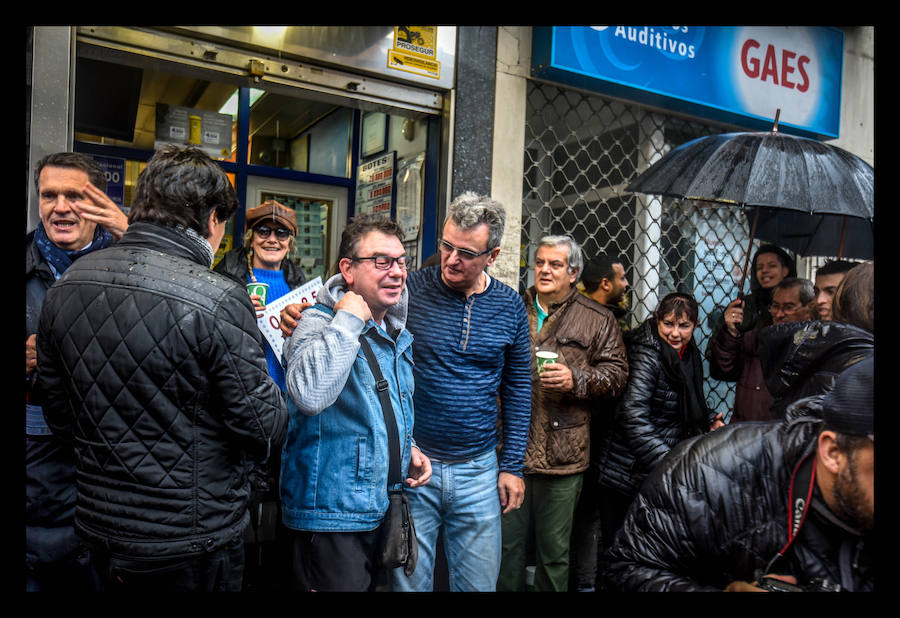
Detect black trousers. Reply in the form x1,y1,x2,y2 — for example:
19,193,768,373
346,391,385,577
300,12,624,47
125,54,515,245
596,485,637,590
289,526,384,592
92,534,245,592
569,464,602,590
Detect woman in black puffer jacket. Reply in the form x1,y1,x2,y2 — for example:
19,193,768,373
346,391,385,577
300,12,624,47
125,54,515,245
594,293,722,570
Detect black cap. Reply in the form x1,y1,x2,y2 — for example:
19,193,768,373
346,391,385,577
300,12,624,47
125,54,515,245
821,356,874,439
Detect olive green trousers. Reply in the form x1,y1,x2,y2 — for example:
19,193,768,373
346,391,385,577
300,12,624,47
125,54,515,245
497,473,583,592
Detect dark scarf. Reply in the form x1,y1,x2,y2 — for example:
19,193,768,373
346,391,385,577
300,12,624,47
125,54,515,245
653,319,711,435
34,221,113,278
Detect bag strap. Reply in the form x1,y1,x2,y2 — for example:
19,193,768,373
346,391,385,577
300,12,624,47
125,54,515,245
358,333,402,488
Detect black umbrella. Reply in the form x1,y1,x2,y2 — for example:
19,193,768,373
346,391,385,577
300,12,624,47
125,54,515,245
747,206,873,261
626,111,874,290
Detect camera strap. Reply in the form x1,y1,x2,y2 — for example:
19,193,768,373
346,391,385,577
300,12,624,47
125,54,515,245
764,450,816,573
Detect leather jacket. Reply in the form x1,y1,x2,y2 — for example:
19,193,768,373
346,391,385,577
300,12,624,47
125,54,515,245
36,222,288,559
521,286,628,476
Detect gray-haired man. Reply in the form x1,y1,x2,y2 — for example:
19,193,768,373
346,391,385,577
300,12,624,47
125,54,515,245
391,192,532,591
497,235,628,592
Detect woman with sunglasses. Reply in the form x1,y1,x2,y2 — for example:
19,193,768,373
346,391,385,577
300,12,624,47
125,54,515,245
214,199,305,390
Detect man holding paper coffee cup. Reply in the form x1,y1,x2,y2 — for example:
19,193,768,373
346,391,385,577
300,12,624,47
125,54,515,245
498,235,628,592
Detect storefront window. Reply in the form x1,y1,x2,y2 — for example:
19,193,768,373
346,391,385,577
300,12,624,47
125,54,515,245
247,91,352,178
73,57,240,162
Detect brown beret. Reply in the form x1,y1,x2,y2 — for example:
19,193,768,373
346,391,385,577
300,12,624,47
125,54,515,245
246,200,297,235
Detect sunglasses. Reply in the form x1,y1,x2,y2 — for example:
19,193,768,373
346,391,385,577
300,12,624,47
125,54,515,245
438,238,492,260
254,225,292,240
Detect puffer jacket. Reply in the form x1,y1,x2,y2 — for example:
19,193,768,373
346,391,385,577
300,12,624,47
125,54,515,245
522,286,628,475
758,320,874,418
35,221,288,559
605,397,873,591
595,318,715,497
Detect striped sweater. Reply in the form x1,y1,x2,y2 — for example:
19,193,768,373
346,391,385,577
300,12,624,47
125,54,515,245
405,266,532,476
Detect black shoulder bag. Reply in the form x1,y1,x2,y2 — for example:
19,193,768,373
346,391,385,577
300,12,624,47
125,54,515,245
358,335,418,577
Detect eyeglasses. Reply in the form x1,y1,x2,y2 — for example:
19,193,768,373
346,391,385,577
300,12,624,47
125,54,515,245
254,225,292,240
769,302,800,314
438,238,492,260
351,255,408,270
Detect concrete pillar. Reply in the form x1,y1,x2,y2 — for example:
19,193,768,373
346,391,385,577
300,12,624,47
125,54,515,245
451,26,497,199
26,26,77,233
490,26,530,288
631,115,667,322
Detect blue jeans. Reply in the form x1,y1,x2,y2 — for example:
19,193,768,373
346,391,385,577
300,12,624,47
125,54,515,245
390,449,502,591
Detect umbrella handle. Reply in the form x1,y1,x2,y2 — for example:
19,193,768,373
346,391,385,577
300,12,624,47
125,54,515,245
739,207,760,295
839,217,847,258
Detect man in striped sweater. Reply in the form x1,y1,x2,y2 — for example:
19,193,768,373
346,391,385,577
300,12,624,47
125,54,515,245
390,192,532,592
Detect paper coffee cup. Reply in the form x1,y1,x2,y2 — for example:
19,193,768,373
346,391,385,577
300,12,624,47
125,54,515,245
247,282,269,305
536,350,558,373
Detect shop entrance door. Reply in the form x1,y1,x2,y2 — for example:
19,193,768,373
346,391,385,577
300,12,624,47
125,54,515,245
245,176,348,284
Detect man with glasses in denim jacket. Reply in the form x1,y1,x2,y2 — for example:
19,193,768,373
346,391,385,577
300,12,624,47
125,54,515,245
279,214,432,591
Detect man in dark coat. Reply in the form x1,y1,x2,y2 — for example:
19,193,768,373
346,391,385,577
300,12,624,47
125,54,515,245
26,151,128,591
604,357,874,592
35,146,288,591
569,252,630,591
708,277,815,422
759,261,874,418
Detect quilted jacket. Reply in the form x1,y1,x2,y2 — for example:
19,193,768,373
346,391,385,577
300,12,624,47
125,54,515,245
594,318,715,497
35,221,288,559
521,286,628,475
605,398,873,591
758,320,874,418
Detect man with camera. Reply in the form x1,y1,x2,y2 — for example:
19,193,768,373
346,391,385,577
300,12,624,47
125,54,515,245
604,357,874,592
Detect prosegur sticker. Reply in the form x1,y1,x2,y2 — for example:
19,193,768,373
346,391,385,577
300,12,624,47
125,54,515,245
389,26,441,79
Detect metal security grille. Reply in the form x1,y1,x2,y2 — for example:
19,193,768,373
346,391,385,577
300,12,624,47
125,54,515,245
520,80,758,418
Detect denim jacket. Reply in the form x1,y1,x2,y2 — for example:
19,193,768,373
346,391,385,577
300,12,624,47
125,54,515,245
280,274,415,532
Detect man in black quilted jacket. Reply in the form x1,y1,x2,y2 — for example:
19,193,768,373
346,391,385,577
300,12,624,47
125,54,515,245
604,357,874,592
35,146,288,591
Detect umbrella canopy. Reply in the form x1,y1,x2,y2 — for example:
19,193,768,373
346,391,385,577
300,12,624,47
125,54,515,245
626,119,874,291
748,206,874,261
626,130,874,219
